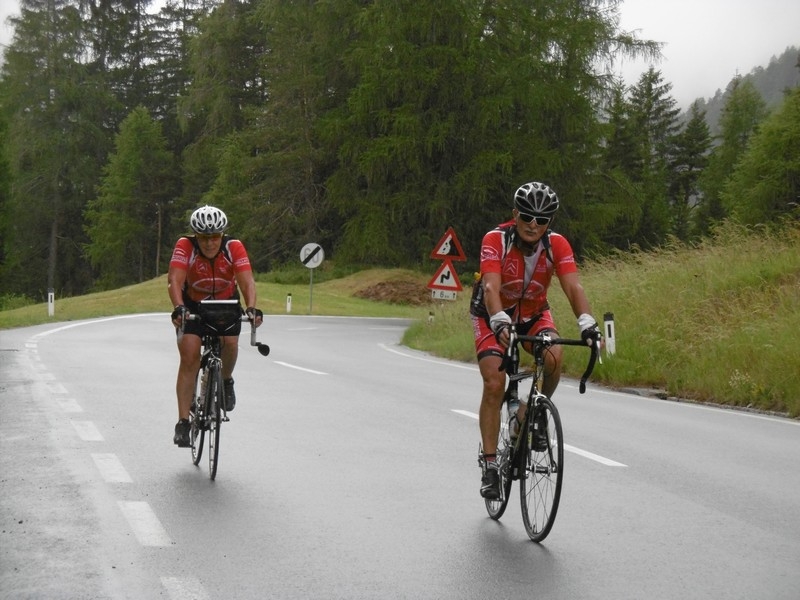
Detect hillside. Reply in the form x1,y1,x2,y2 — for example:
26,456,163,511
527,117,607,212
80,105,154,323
687,45,800,136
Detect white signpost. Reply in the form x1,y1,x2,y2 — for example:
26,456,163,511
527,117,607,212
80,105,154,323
300,243,325,313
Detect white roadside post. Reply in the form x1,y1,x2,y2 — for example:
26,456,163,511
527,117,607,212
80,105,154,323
47,288,55,317
604,312,616,356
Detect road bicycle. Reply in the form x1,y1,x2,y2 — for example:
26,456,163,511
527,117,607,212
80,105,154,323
479,326,599,542
184,300,270,480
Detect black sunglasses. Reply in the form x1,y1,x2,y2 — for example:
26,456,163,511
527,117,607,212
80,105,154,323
517,213,551,226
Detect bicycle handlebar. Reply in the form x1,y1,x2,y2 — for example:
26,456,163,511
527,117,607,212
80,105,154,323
182,309,270,357
499,327,599,394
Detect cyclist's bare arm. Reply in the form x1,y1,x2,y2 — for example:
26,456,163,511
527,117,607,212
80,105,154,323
235,269,262,328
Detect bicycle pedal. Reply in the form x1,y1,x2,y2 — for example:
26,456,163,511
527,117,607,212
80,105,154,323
222,416,230,422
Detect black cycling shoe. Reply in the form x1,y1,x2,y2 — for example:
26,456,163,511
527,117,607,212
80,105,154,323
480,465,501,499
223,378,236,412
173,419,190,447
532,412,549,452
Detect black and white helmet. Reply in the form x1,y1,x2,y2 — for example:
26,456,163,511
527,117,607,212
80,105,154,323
190,205,228,234
513,182,560,216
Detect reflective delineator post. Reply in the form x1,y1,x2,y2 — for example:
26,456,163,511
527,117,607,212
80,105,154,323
604,312,616,356
286,293,292,313
47,288,55,317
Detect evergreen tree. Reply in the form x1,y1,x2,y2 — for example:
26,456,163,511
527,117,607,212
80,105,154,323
669,101,711,240
697,77,767,233
85,106,175,288
0,0,115,298
721,88,800,224
624,67,680,247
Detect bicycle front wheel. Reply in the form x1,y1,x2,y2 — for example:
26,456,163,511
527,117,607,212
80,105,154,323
207,365,222,480
520,396,564,542
190,371,205,466
485,400,514,519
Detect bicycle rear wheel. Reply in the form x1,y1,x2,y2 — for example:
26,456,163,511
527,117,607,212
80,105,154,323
207,365,222,480
485,400,514,519
519,396,563,542
190,371,205,466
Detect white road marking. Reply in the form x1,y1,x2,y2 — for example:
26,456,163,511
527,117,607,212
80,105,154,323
452,409,627,467
117,501,172,547
563,444,627,467
274,361,328,375
71,420,104,441
57,399,83,412
379,343,477,370
161,577,210,600
91,453,133,483
45,381,69,395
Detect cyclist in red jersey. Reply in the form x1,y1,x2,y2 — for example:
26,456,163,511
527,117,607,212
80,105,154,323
167,205,263,447
470,182,601,499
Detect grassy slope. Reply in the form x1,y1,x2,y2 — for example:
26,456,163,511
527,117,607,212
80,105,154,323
2,224,797,417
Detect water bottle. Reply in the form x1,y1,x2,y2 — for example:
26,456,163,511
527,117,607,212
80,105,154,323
507,392,519,439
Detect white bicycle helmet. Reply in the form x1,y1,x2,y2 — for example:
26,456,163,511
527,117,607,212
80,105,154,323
190,205,228,234
514,182,560,216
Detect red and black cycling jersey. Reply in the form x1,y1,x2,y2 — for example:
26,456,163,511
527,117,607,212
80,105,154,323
472,220,578,322
169,235,252,303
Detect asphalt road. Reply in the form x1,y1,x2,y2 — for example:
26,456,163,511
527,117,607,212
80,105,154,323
1,314,799,599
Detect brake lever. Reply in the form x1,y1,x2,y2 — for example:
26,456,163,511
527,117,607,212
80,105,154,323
249,318,270,356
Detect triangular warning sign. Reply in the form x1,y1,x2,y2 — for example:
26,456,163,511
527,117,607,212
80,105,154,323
430,227,466,261
427,259,463,291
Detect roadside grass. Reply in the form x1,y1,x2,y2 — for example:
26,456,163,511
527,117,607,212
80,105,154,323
0,268,430,330
2,222,797,417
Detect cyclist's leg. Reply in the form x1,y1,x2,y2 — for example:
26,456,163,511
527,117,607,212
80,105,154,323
220,335,239,380
478,354,505,456
176,332,202,420
474,316,507,498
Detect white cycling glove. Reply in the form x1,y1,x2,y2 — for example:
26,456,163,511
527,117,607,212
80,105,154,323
489,311,512,334
577,313,600,345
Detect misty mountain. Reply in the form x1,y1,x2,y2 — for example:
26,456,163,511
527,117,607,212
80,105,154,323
686,45,800,137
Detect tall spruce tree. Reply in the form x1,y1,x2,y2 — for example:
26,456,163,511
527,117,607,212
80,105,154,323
669,101,711,240
624,67,680,247
697,77,767,233
85,106,174,288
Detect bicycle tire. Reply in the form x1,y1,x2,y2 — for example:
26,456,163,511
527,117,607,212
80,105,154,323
207,364,222,480
190,370,205,466
519,396,564,542
485,400,514,519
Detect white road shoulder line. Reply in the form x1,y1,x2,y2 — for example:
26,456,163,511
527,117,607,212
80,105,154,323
451,409,627,467
91,453,133,483
274,361,328,375
379,343,477,371
71,420,104,441
57,399,83,412
117,501,172,546
161,577,210,600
